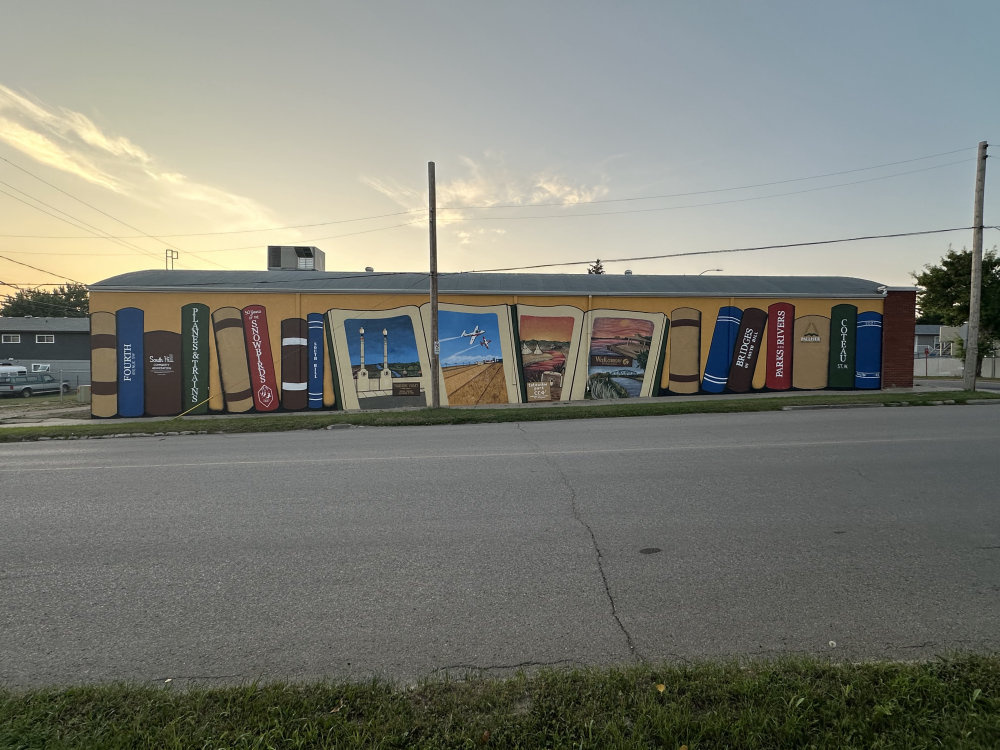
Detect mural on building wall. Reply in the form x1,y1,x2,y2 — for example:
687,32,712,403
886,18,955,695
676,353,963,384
765,302,794,390
307,313,326,408
855,312,883,389
212,307,254,413
326,306,431,410
425,304,520,406
667,307,701,395
280,318,309,410
90,311,117,418
144,330,181,417
517,305,584,402
828,304,858,389
702,306,743,394
181,303,210,415
576,313,666,400
792,314,831,390
89,299,884,417
116,307,144,418
727,307,767,394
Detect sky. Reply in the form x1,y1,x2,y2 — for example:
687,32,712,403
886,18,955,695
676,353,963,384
2,0,1000,301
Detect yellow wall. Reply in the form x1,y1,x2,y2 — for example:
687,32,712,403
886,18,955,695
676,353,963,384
90,288,884,412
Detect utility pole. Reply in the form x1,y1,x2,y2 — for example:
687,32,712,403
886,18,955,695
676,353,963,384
963,141,988,391
428,162,440,408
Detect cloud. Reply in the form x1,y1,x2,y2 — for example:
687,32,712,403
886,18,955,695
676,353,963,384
0,84,277,230
361,152,610,242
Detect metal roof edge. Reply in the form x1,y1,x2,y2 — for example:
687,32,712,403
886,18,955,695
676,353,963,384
87,285,886,299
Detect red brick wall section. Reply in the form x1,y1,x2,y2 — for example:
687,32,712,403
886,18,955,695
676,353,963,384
882,289,916,388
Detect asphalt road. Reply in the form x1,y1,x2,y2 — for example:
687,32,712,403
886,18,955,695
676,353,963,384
2,405,999,688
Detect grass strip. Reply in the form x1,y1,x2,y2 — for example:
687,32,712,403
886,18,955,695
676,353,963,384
1,389,998,443
2,655,997,749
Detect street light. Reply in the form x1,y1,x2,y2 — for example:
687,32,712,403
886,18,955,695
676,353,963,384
698,268,723,275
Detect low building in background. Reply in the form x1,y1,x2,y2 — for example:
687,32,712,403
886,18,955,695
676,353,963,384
0,317,90,387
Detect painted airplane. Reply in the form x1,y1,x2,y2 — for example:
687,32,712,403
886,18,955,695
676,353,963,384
461,325,487,346
479,337,491,349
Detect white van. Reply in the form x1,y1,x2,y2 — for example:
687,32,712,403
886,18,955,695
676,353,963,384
0,365,28,376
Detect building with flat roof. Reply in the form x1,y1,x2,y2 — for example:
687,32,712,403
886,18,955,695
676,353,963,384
0,317,91,386
87,269,915,418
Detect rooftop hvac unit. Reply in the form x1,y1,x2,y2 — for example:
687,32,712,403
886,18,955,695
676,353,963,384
267,246,326,271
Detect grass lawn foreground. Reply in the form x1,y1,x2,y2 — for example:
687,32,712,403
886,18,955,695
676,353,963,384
1,656,998,748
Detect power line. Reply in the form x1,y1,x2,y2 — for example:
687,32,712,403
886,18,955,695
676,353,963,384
0,146,977,239
441,147,978,210
443,160,974,222
0,155,234,270
0,181,164,261
0,254,83,284
463,227,975,273
0,210,427,239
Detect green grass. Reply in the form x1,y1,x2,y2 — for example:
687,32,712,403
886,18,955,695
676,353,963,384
2,656,997,748
1,389,998,443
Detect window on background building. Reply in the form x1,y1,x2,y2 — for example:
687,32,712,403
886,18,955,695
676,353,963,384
35,334,55,344
2,334,20,344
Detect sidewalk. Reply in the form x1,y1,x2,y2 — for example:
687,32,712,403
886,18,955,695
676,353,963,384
1,378,987,430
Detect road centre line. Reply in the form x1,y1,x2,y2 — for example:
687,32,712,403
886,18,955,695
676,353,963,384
0,434,977,474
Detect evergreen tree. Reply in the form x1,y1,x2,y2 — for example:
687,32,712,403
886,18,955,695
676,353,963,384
587,259,605,275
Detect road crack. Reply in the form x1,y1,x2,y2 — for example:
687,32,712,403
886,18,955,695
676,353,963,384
515,423,641,661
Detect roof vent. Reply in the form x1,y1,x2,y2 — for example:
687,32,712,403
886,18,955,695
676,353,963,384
365,266,375,273
267,246,326,271
624,269,632,275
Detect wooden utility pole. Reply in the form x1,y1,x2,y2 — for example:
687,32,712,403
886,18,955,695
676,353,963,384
963,141,988,391
428,162,440,408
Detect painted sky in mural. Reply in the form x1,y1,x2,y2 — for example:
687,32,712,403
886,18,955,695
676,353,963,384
344,315,420,375
438,310,501,367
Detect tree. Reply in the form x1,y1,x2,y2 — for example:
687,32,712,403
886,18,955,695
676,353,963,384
587,259,605,275
913,246,1000,375
0,284,90,318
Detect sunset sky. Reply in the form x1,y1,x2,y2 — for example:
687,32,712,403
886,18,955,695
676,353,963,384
2,1,999,302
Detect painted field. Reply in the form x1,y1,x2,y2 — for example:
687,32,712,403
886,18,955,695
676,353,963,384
443,362,507,405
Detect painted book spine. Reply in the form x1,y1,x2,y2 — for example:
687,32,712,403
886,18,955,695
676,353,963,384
90,311,117,418
212,307,254,413
307,313,325,408
667,307,701,394
726,307,767,393
144,330,182,417
855,312,883,389
701,306,743,393
181,303,210,415
115,307,144,418
242,305,280,412
828,304,858,389
281,318,309,410
765,302,794,390
792,315,830,390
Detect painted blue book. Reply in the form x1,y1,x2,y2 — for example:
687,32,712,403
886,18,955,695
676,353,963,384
701,306,743,393
307,312,325,408
855,311,883,389
115,307,144,417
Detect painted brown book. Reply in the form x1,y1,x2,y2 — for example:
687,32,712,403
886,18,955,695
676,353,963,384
667,307,701,394
212,307,254,413
90,311,117,418
726,307,767,393
792,315,830,390
281,318,309,410
143,330,182,416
